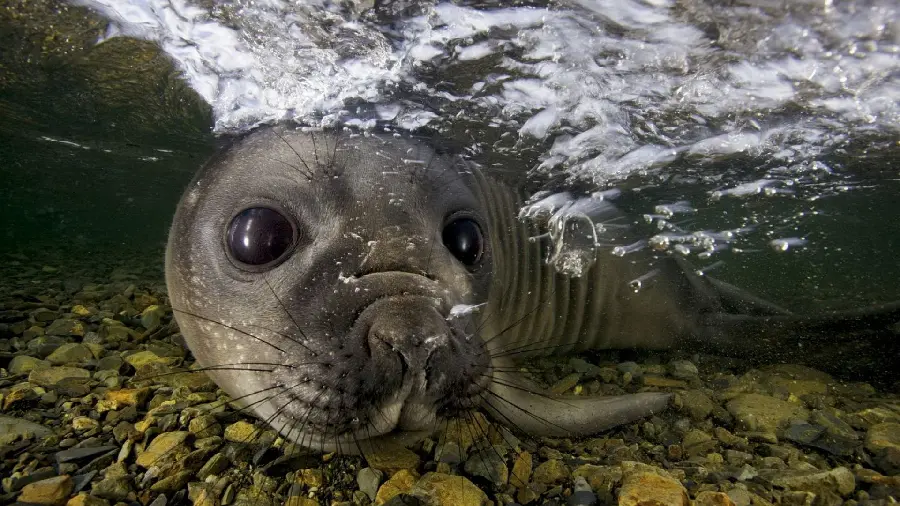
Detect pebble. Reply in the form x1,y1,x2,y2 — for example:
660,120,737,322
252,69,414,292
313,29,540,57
66,492,110,506
18,475,74,505
28,366,91,387
135,431,191,469
532,458,570,486
356,467,383,502
46,343,94,365
375,469,418,505
8,355,51,375
55,446,118,464
726,393,810,432
618,471,689,506
223,420,258,443
0,414,52,444
509,450,532,489
567,476,597,506
365,440,421,473
463,446,508,485
770,467,856,497
410,473,487,506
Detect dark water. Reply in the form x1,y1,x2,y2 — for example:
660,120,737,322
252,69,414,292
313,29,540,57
1,0,899,360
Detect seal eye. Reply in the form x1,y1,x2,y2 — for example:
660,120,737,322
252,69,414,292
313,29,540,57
442,217,484,267
226,207,295,267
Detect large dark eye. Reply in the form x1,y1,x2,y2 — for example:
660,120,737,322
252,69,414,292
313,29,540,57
442,217,484,267
226,207,295,267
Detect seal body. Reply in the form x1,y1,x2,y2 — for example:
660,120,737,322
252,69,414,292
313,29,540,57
166,127,899,450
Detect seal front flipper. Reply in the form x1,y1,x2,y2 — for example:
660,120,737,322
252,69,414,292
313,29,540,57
481,368,671,437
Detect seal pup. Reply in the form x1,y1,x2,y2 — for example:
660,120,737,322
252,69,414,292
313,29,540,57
165,126,900,451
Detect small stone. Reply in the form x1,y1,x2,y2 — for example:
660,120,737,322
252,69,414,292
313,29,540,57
434,441,464,464
46,344,94,365
141,305,166,331
297,469,324,488
124,350,176,368
770,467,856,497
90,476,132,501
29,366,91,387
726,394,809,432
97,355,124,372
56,446,117,464
0,414,52,444
150,470,192,492
223,420,259,443
33,308,59,322
678,390,715,421
693,491,736,506
365,440,421,473
573,464,622,494
136,431,191,469
550,373,583,394
410,472,487,506
72,417,99,431
532,458,570,486
71,305,92,317
66,492,110,506
463,446,508,485
682,430,716,457
668,359,698,379
189,415,222,438
105,388,150,408
18,475,74,505
196,453,229,481
866,422,900,475
375,469,418,505
9,355,51,375
618,471,689,506
357,467,383,502
510,451,532,489
45,319,84,337
642,376,689,388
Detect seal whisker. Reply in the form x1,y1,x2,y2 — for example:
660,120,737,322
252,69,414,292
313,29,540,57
262,155,312,182
262,277,314,351
271,129,314,179
490,341,584,360
171,307,288,353
480,287,559,348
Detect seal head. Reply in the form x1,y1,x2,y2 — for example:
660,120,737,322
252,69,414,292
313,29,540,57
165,127,493,450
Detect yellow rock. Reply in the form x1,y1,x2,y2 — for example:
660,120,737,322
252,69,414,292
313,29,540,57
283,498,319,506
532,458,569,486
66,492,109,506
410,472,488,506
105,388,150,407
643,376,689,388
375,469,418,505
619,472,689,506
694,491,736,506
364,439,421,473
71,416,99,431
18,475,74,505
296,468,324,488
224,420,260,443
135,431,191,468
124,350,177,369
28,367,91,387
509,450,532,489
71,305,92,316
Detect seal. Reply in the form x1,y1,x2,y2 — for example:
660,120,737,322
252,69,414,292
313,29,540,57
165,126,900,451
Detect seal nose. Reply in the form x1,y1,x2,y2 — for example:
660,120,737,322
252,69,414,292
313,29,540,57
366,297,449,374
